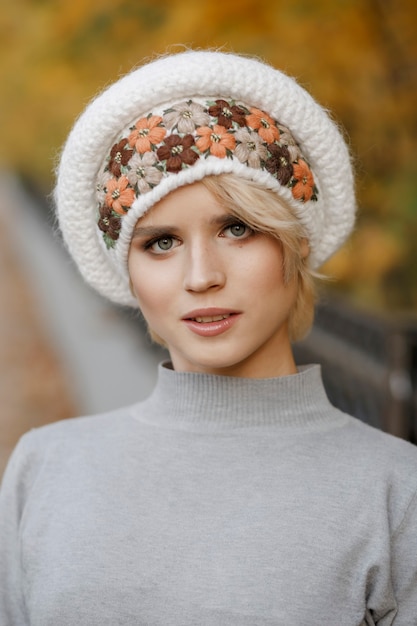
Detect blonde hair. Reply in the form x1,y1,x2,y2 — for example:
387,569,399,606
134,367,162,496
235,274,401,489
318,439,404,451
143,173,319,345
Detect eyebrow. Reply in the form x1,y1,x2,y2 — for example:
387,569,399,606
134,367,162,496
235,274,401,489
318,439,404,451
131,225,178,240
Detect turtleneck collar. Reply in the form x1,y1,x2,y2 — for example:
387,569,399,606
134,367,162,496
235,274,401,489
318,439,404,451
131,363,347,433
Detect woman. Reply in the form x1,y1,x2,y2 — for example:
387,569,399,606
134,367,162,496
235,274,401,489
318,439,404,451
1,50,416,625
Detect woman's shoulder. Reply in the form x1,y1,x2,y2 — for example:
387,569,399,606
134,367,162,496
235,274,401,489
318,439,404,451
331,413,417,507
342,414,417,467
3,405,140,482
23,405,135,444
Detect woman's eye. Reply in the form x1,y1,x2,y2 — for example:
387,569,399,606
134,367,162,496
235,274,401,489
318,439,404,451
225,222,250,238
147,236,177,253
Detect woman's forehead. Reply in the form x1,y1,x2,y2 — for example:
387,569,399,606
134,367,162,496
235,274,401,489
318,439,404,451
136,182,227,225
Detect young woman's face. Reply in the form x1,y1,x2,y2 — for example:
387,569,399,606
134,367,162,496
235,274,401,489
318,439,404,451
128,182,299,378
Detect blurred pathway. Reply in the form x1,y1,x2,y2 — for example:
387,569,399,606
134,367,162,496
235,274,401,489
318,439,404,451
0,172,166,476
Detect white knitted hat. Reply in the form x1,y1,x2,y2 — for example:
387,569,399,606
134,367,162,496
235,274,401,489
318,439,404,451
55,50,356,306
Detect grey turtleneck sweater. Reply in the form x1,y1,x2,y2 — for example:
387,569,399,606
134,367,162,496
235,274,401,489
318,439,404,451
1,364,417,625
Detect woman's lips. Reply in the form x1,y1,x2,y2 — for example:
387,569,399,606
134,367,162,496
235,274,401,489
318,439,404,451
182,309,241,337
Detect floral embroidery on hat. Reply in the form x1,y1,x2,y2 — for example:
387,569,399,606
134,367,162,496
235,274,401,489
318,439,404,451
246,108,280,143
108,139,134,177
96,98,318,249
195,124,236,158
292,159,317,202
208,99,246,129
163,100,210,133
98,204,122,245
126,152,163,193
266,144,293,185
96,170,113,205
157,134,199,173
105,176,136,214
234,127,268,168
128,115,166,153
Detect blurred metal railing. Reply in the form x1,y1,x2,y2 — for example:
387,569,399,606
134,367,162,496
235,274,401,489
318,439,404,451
294,298,417,443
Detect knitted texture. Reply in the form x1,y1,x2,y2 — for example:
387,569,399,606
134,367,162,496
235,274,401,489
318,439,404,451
55,51,356,306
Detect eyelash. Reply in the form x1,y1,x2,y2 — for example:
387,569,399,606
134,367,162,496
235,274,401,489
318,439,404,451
142,220,253,254
143,235,179,254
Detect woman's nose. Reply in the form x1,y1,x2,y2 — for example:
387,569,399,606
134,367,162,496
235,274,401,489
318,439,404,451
183,245,226,293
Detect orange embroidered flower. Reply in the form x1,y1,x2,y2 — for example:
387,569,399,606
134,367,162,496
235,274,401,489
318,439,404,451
246,108,280,143
195,125,236,158
105,176,135,214
291,159,315,202
128,116,166,153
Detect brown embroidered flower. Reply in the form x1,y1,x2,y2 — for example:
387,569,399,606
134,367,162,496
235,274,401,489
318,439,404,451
108,139,134,177
266,144,293,185
208,99,247,129
128,116,166,153
97,204,121,241
105,176,136,214
157,134,199,173
163,101,210,133
234,127,268,168
292,159,316,202
246,108,280,143
196,125,236,158
126,152,163,193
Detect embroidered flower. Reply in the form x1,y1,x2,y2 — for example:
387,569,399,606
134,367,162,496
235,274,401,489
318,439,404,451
96,170,113,205
292,159,316,202
96,99,320,250
97,204,121,243
105,176,135,214
208,99,247,129
234,127,268,168
266,144,293,185
163,101,210,133
128,115,166,153
108,138,134,177
157,134,199,173
196,125,236,158
126,152,163,193
277,124,301,162
246,108,280,143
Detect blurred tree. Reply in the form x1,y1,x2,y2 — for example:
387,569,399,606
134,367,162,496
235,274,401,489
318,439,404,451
0,0,416,309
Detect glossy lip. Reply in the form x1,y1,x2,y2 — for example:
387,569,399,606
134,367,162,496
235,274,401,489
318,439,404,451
181,308,241,338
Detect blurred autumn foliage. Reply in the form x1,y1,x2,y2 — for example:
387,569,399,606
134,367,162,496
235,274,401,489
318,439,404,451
0,0,416,310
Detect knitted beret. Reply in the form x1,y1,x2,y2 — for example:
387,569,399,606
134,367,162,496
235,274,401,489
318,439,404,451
55,50,356,306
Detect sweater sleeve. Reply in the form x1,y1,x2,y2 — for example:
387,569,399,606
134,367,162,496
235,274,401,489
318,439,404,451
389,488,417,624
0,433,36,625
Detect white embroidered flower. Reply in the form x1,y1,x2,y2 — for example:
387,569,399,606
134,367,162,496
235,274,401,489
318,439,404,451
96,170,113,204
234,127,268,168
126,152,163,193
163,101,210,133
278,124,301,162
